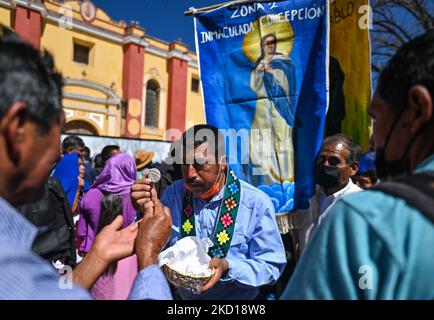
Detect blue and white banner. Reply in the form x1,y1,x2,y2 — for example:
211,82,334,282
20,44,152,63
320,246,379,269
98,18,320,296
194,0,329,211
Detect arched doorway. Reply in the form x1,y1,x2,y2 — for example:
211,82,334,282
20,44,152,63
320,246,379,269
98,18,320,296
64,120,99,135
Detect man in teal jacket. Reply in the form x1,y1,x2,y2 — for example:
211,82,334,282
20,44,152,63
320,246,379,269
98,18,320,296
282,30,434,299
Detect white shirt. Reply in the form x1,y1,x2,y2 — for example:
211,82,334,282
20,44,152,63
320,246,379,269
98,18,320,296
289,179,362,254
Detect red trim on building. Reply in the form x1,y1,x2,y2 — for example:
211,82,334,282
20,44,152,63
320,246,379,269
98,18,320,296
166,56,188,136
14,5,42,50
122,43,145,138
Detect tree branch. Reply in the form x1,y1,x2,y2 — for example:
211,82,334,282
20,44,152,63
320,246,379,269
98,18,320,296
374,20,407,44
374,9,413,41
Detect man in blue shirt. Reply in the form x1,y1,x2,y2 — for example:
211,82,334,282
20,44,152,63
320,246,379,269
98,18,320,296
0,28,172,300
281,30,434,299
132,124,286,300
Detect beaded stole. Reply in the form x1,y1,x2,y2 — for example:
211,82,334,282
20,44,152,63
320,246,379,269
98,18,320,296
180,168,241,258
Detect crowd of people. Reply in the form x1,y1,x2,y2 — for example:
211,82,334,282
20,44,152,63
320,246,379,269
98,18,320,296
0,25,433,300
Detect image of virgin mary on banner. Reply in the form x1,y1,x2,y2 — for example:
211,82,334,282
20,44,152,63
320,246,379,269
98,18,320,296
249,32,296,187
194,0,329,213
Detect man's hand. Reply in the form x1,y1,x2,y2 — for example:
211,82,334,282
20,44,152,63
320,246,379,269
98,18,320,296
73,215,140,289
135,188,172,270
131,177,153,212
92,215,139,265
200,258,229,292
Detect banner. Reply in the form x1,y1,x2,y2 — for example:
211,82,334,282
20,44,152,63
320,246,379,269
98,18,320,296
328,0,372,149
195,0,329,211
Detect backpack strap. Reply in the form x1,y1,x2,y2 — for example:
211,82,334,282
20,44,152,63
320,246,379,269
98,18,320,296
48,177,77,266
372,172,434,224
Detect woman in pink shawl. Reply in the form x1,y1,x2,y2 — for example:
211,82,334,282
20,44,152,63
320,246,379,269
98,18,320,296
76,153,138,300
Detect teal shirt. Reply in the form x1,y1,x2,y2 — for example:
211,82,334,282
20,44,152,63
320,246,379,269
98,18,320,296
282,155,434,299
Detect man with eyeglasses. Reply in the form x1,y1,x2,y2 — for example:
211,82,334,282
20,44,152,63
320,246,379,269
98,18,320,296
288,133,362,258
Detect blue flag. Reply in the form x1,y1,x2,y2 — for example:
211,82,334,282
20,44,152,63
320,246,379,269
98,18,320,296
194,0,329,211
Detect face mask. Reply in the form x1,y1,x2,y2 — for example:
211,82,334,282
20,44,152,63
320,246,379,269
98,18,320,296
314,164,344,189
184,165,224,199
375,107,423,180
375,152,410,180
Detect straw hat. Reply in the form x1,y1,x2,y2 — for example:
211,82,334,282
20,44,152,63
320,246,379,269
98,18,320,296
135,150,154,170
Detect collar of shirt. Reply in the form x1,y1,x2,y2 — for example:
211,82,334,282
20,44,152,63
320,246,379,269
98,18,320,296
192,185,225,238
317,179,359,203
318,179,361,213
290,179,361,229
193,182,225,207
0,197,38,250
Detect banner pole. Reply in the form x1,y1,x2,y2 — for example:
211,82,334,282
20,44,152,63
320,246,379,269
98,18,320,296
184,0,286,16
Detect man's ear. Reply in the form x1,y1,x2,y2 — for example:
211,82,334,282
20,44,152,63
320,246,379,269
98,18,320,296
0,102,29,165
222,162,228,171
220,155,228,170
404,85,433,133
349,161,359,177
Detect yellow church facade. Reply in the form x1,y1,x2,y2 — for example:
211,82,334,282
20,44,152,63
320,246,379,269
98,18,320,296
0,0,205,140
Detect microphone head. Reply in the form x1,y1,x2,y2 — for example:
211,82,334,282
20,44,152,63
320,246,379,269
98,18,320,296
146,168,161,183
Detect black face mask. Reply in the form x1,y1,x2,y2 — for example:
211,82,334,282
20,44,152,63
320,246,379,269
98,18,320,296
314,164,343,189
375,152,410,180
375,107,423,180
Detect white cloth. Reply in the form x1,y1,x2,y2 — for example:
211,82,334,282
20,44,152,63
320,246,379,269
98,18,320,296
289,179,362,254
158,236,213,277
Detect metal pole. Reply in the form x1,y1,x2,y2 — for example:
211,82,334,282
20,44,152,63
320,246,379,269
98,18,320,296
184,0,286,16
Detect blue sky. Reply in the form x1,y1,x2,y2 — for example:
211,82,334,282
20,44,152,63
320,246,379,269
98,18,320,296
90,0,430,87
92,0,223,51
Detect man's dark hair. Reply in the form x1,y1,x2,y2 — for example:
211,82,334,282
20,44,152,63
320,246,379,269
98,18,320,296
180,124,226,164
323,133,362,165
83,146,91,162
93,153,103,169
97,194,123,275
0,30,63,133
356,170,378,185
378,30,434,112
101,145,120,166
62,135,84,154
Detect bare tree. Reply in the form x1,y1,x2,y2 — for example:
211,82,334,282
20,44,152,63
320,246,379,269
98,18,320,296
371,0,434,74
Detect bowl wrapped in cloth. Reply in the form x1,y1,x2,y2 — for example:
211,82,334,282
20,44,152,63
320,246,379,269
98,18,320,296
159,236,215,294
